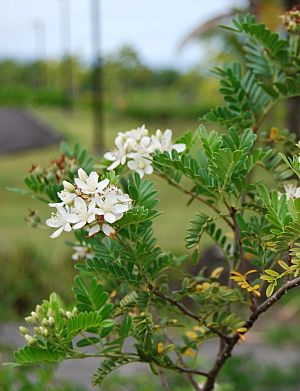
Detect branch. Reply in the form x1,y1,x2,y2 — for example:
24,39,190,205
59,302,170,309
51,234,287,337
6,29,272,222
151,288,231,342
202,276,300,391
172,365,209,377
246,275,300,328
154,171,234,230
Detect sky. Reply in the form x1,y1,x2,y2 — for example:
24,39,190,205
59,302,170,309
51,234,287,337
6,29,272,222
1,0,244,69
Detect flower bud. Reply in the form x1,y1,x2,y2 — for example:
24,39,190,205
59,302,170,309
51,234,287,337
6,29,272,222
48,316,55,326
40,326,49,337
35,305,43,316
25,316,35,324
19,326,29,336
65,311,72,319
25,334,37,346
42,318,49,327
63,180,75,192
31,311,39,321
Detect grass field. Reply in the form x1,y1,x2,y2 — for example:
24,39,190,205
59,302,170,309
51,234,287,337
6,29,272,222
0,107,212,269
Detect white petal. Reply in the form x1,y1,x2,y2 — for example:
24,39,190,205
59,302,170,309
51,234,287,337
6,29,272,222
87,214,96,224
74,197,87,210
144,164,153,175
88,225,101,236
102,224,115,237
127,160,138,171
74,178,86,189
78,168,88,181
172,143,186,153
50,226,64,238
97,178,110,191
73,221,86,230
89,171,99,183
64,223,72,232
46,217,61,228
163,129,173,141
104,152,117,161
104,212,117,223
108,160,121,170
113,213,123,221
65,213,81,224
112,204,129,214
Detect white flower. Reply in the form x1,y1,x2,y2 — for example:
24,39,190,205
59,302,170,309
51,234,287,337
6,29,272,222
127,154,153,178
71,197,98,229
104,139,133,171
95,187,132,223
279,184,300,200
72,245,94,261
123,124,148,142
103,125,185,178
152,129,186,153
46,206,78,238
74,168,109,194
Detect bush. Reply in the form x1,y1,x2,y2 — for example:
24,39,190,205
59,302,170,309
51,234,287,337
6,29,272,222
7,10,300,391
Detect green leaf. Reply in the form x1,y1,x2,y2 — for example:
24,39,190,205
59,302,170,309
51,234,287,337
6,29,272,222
14,346,65,364
266,282,276,297
186,213,212,249
92,358,135,386
73,277,113,317
119,315,132,338
76,337,100,348
66,311,103,336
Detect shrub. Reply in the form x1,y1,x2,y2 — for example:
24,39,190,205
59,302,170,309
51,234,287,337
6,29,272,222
9,11,300,391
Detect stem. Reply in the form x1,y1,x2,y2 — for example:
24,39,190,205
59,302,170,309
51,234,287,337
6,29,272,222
202,276,300,391
172,366,208,377
151,287,230,342
230,207,246,272
154,171,234,230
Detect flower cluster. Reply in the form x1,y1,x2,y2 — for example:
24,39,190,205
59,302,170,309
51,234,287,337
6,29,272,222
104,125,186,178
20,297,77,346
46,168,132,239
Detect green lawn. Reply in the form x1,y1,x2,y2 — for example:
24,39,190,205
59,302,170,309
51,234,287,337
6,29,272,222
0,107,211,267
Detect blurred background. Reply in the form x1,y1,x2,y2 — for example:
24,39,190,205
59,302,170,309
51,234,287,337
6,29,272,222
1,0,300,390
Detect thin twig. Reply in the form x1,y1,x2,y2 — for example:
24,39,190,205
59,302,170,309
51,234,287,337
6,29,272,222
164,332,202,391
151,287,231,342
155,171,234,230
172,365,209,377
